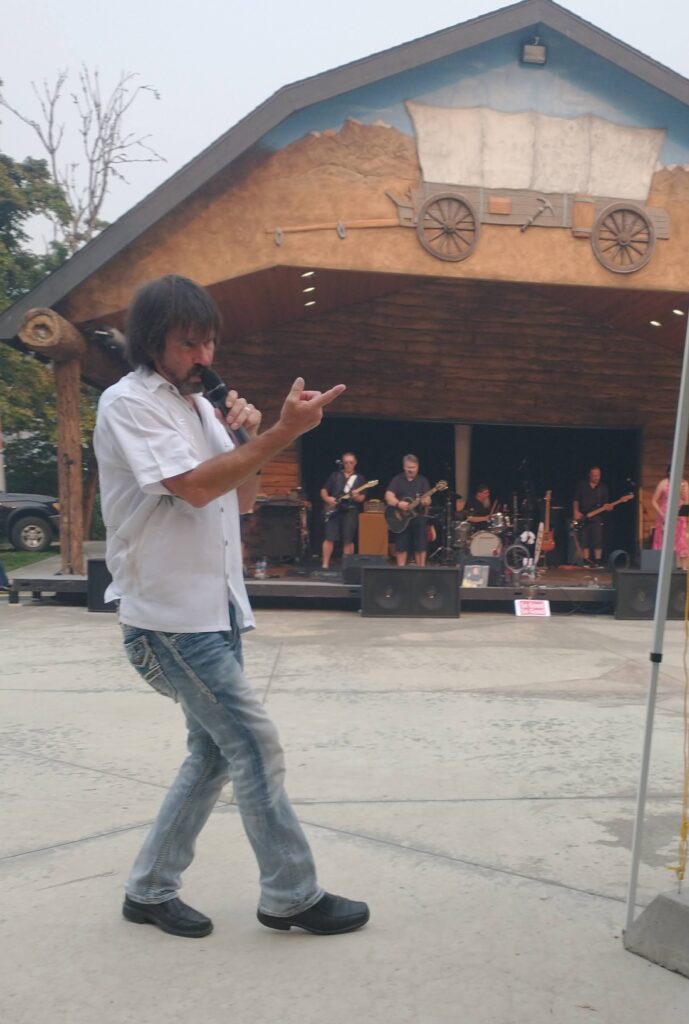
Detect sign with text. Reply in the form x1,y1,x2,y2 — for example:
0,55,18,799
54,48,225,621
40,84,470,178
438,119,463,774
514,599,551,617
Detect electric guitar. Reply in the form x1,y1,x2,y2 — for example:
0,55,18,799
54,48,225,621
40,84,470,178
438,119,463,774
542,490,556,553
570,492,634,533
385,481,448,534
323,479,379,521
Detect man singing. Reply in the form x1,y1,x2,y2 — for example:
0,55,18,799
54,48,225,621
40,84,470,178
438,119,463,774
94,275,369,938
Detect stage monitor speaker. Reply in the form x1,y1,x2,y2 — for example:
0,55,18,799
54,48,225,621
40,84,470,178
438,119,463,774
342,554,388,585
614,569,687,620
459,554,503,587
361,567,460,618
87,558,116,613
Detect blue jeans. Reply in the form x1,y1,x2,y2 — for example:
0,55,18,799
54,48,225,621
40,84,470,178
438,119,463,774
121,606,322,916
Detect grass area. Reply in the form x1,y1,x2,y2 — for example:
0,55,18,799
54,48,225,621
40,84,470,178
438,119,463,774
1,548,59,573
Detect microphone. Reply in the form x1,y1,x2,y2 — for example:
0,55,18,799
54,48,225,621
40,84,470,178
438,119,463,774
200,367,250,445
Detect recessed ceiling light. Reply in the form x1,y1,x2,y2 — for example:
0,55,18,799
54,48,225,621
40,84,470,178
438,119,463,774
650,320,661,327
304,300,316,307
303,286,315,293
672,308,685,316
301,270,315,278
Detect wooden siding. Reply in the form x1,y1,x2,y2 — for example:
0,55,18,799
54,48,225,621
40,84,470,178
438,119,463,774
215,278,684,525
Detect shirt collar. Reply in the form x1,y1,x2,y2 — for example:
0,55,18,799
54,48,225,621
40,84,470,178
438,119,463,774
135,365,173,393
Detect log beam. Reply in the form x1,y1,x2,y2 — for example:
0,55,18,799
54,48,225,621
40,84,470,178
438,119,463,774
18,308,87,576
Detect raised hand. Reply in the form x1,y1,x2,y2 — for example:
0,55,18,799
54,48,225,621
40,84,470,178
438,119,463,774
278,378,346,440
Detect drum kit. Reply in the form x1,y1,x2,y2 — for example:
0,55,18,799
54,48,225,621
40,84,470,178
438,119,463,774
429,497,539,566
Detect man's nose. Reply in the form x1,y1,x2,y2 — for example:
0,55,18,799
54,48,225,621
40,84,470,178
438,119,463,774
196,345,213,366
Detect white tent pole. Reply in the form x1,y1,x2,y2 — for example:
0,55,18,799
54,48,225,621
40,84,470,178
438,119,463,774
625,307,689,932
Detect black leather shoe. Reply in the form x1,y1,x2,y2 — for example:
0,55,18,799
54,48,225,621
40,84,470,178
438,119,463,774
257,892,369,935
122,896,213,938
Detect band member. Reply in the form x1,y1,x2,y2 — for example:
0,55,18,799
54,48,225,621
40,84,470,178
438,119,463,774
573,466,609,568
385,454,431,566
464,484,494,525
651,465,689,571
94,274,368,938
320,452,366,569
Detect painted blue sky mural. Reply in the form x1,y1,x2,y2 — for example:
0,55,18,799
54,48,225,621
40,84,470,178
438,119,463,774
262,26,689,168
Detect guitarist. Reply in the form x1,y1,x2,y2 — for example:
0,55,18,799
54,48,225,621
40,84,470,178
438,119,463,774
572,466,609,569
320,452,367,569
385,454,432,566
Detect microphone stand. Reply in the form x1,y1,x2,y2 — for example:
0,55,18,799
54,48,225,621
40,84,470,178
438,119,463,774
429,491,458,565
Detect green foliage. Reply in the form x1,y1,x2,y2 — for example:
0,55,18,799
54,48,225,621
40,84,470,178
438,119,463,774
0,151,69,310
3,435,58,494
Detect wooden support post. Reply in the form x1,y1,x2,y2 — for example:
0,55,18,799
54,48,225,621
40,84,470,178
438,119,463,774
18,308,88,576
53,359,85,574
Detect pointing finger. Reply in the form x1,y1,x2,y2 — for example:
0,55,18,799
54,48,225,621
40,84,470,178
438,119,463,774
318,384,346,407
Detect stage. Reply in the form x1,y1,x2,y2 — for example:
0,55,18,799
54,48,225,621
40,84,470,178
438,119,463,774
6,546,616,613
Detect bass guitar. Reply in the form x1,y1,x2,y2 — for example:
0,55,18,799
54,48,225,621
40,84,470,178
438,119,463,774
385,481,448,534
570,492,634,532
323,479,379,521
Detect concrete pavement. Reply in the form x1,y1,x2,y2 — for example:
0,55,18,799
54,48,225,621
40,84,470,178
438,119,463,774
1,596,688,1022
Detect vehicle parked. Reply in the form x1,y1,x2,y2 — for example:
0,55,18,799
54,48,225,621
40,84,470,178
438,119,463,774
0,492,60,552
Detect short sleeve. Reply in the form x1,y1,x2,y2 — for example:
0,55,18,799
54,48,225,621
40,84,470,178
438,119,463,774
102,394,201,494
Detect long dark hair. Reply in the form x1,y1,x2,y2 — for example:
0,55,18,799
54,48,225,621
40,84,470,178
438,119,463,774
125,275,222,369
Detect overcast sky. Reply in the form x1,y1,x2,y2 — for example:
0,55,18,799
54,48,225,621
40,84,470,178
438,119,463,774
2,0,687,249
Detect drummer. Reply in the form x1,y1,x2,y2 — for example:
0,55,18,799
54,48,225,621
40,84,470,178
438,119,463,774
464,484,496,525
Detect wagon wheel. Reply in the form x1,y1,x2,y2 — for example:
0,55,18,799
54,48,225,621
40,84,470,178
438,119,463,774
591,203,655,274
416,192,479,262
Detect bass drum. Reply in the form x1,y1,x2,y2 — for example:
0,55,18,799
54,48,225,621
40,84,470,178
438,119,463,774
469,530,502,556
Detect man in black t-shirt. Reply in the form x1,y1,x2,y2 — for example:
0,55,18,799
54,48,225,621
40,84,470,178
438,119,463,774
464,484,494,525
573,466,609,568
385,454,431,566
320,452,366,569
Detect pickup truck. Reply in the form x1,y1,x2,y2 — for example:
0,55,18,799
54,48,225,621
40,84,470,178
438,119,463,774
0,492,61,552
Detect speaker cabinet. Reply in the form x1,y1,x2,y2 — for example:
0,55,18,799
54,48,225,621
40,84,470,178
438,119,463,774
342,554,388,585
243,504,301,561
87,558,116,613
361,567,460,618
614,569,687,620
358,512,388,555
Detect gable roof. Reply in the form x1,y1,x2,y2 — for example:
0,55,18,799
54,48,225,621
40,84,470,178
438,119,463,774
3,0,689,341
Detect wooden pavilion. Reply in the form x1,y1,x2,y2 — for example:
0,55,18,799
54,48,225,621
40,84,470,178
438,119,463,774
2,0,689,573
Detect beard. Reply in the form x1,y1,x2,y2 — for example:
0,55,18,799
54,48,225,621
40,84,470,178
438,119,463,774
170,365,205,396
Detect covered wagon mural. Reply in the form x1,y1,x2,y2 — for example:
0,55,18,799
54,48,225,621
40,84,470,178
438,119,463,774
387,103,670,273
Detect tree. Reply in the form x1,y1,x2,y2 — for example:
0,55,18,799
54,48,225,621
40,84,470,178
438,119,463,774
0,68,161,537
0,67,163,253
0,151,69,310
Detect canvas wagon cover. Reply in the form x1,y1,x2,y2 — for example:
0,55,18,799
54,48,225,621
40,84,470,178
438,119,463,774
406,102,665,201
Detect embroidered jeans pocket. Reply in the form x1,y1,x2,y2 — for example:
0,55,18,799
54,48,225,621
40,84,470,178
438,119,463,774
124,634,178,702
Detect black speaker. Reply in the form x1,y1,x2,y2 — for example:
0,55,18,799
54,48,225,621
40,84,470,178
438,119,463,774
614,569,687,620
342,554,388,585
87,558,116,613
459,554,503,587
361,567,460,618
243,505,301,560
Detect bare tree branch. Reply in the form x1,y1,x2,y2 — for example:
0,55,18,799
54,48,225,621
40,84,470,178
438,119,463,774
0,66,164,253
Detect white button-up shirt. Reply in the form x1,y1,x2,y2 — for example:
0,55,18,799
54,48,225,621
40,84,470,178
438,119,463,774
94,366,255,633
